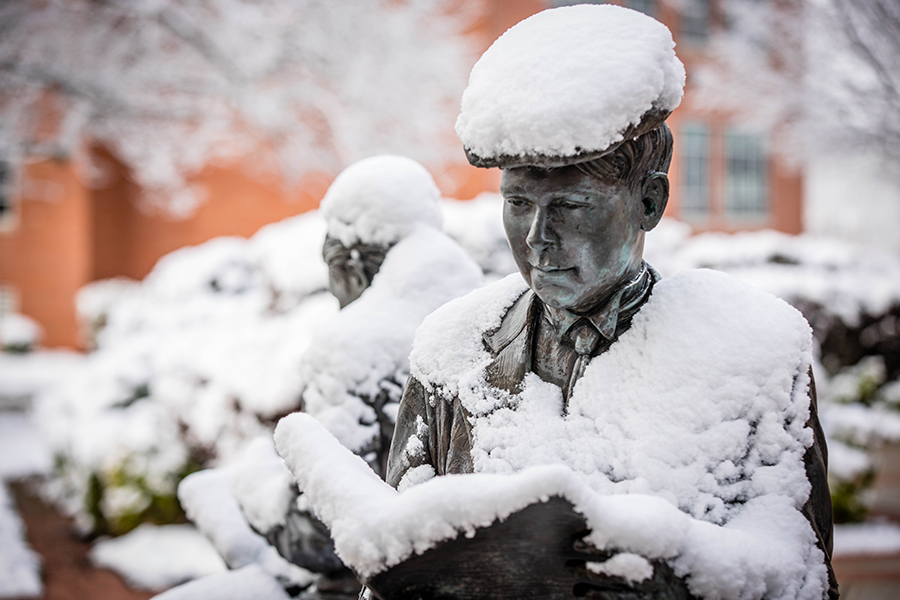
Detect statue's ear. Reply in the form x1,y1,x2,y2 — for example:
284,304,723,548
640,172,668,232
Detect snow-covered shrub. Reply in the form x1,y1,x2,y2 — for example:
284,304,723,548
0,313,42,353
441,193,517,280
38,191,493,537
76,278,141,350
817,357,900,522
37,212,336,535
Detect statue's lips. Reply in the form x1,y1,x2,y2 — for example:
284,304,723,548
531,265,574,274
530,265,576,283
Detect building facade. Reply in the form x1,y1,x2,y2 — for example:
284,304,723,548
0,0,803,348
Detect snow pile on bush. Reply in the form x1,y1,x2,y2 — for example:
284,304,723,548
0,482,42,598
37,187,493,537
441,193,517,279
0,313,42,353
656,228,900,331
90,524,227,590
36,212,338,535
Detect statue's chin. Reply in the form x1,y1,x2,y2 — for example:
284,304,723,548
531,284,579,312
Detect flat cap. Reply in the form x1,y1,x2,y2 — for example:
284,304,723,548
456,4,685,169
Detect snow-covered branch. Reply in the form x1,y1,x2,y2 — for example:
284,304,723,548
0,0,477,216
694,0,900,169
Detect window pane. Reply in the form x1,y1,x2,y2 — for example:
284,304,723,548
679,123,710,219
725,131,767,219
552,0,653,14
0,160,12,227
0,285,17,319
626,0,655,17
681,0,710,45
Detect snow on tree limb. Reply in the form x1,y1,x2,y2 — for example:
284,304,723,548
0,0,477,216
694,0,900,170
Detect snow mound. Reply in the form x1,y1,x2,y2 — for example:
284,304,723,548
456,4,684,166
0,413,51,480
90,524,227,590
0,314,42,352
441,194,517,278
833,521,900,557
320,155,442,247
150,564,292,600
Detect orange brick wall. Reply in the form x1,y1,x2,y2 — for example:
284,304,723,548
90,154,329,282
0,160,92,347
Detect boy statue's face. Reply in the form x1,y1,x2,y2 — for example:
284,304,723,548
500,165,652,314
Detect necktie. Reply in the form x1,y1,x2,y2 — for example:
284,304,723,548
565,320,601,412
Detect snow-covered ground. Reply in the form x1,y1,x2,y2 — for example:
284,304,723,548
0,350,85,410
0,480,42,598
90,524,227,590
0,350,224,597
0,412,52,480
0,404,53,598
833,521,900,557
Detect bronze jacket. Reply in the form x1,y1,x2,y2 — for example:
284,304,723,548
386,287,838,599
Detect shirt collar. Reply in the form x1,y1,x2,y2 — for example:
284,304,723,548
543,261,655,342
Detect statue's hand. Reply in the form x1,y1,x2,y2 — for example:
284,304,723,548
567,536,695,599
567,537,641,594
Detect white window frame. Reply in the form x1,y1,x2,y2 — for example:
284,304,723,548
0,160,18,233
0,285,18,319
681,0,711,46
679,122,711,220
724,129,768,220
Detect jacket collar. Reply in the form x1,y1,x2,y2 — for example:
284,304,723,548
483,289,537,393
481,263,659,394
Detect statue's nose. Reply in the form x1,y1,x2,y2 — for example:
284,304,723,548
525,208,555,252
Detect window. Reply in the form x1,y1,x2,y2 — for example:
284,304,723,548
0,285,17,319
625,0,655,17
551,0,604,6
0,160,16,232
552,0,654,14
679,123,711,219
724,130,767,219
680,0,710,45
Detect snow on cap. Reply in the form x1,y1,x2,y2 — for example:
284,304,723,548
320,155,443,247
456,5,685,169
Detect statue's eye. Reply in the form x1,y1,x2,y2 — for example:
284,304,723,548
556,200,584,211
507,197,530,207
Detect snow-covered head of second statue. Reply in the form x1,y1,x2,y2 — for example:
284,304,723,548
457,5,685,312
319,155,443,308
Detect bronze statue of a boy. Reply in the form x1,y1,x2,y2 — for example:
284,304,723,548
381,5,837,599
269,6,837,600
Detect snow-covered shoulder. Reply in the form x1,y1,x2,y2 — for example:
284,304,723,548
408,273,528,397
299,225,483,452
